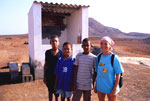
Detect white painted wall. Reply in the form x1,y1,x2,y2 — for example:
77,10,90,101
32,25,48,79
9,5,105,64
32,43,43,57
67,7,89,57
67,9,81,44
81,7,89,39
28,3,46,79
28,4,34,65
59,28,67,47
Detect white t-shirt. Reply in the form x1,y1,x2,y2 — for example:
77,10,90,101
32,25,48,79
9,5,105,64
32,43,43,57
74,52,96,90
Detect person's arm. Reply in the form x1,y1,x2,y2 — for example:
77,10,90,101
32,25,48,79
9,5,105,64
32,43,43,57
110,74,120,95
93,56,97,92
43,62,47,84
72,65,78,91
93,71,97,93
54,59,60,91
54,75,58,91
111,55,124,95
71,53,79,90
93,57,97,87
93,71,97,86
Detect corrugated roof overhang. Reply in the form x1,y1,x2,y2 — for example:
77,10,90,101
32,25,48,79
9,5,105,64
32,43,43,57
34,1,89,16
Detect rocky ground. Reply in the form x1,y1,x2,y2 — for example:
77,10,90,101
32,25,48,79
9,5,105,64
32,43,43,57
0,35,150,101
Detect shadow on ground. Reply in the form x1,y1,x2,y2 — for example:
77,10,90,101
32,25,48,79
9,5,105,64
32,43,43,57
0,66,22,85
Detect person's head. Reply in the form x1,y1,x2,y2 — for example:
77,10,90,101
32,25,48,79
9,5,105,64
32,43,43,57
62,42,72,58
82,38,91,54
50,35,60,50
100,36,114,53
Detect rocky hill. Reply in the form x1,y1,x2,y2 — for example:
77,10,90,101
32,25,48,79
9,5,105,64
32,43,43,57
89,17,150,39
89,18,125,38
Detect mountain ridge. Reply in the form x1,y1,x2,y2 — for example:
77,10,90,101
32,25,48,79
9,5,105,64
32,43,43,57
89,17,150,39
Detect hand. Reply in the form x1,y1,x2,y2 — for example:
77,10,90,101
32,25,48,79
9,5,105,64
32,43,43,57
54,83,57,91
71,83,76,91
70,84,75,91
93,86,97,93
43,78,46,84
110,89,116,95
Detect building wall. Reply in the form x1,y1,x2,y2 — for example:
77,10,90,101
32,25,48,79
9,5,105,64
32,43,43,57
67,7,89,57
28,3,46,79
28,4,34,66
81,7,89,39
59,19,67,48
67,9,81,44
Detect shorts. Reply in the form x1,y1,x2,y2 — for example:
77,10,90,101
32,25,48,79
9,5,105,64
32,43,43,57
56,89,73,98
46,83,59,97
46,76,55,93
46,82,55,93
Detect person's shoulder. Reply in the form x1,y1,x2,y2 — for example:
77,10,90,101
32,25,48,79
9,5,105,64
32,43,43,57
58,56,63,61
111,53,118,57
76,52,83,57
89,52,96,57
111,53,120,61
72,57,75,62
58,49,62,53
45,49,51,54
46,49,51,52
69,56,75,62
58,49,62,55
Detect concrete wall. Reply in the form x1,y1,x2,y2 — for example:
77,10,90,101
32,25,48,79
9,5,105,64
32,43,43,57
67,9,81,44
67,7,88,43
28,4,34,66
67,7,89,57
59,25,67,48
28,3,45,79
81,7,89,39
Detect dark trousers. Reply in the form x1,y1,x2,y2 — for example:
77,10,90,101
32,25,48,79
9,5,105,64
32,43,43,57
72,89,91,101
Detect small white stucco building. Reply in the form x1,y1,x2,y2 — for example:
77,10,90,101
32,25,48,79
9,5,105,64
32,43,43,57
28,1,89,80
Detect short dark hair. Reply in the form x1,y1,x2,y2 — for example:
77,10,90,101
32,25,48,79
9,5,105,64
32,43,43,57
63,42,72,48
82,38,90,44
50,35,58,40
50,35,59,43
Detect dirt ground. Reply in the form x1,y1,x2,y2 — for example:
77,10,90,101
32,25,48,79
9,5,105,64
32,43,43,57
0,35,150,101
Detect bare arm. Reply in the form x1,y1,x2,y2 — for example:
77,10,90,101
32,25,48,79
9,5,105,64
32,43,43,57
93,71,97,93
93,71,97,87
54,75,58,91
93,57,97,92
43,62,47,84
72,65,78,91
111,74,120,95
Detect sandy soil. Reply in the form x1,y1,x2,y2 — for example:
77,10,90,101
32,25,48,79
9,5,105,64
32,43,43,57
0,35,150,101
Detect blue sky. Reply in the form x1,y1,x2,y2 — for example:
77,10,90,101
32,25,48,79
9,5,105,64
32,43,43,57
0,0,33,35
0,0,150,35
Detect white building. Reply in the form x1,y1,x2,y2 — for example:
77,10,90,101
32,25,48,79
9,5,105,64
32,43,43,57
28,1,89,79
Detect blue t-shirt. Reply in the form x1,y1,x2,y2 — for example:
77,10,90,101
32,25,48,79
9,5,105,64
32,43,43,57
95,53,124,94
54,56,75,91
